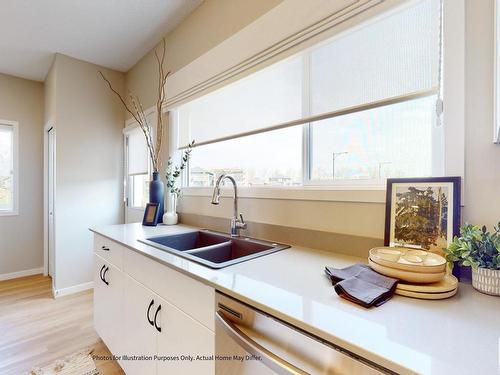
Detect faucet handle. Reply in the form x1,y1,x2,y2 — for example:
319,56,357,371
238,213,247,230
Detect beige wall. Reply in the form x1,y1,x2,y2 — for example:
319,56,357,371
126,0,283,111
0,73,44,276
48,54,125,292
125,0,500,247
464,0,500,230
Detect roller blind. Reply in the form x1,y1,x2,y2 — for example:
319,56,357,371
310,0,439,115
172,0,440,149
127,126,149,175
175,55,303,147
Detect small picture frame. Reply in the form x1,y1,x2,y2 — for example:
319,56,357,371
142,203,160,226
384,177,461,255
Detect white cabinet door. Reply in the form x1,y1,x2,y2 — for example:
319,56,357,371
156,297,215,375
93,255,124,356
121,274,158,375
94,255,110,343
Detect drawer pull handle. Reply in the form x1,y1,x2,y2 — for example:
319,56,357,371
99,265,106,282
101,246,110,251
154,305,162,333
147,299,155,326
102,267,109,285
216,311,308,375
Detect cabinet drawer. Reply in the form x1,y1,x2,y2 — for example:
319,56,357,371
123,248,215,331
93,234,123,269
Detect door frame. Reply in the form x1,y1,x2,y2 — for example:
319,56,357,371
43,121,56,290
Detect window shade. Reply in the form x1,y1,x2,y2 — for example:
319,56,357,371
175,55,303,148
310,0,439,115
172,0,440,149
127,126,149,175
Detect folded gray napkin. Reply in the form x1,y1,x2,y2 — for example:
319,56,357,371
325,264,398,308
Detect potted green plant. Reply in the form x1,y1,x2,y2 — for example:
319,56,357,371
445,223,500,296
163,141,195,225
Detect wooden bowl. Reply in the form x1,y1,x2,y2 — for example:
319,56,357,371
368,258,445,283
369,247,446,274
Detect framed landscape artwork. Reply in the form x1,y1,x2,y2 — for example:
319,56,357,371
384,177,461,255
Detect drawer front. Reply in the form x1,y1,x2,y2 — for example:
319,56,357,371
123,248,215,331
93,234,123,269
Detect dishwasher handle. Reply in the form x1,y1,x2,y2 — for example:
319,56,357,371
216,310,309,375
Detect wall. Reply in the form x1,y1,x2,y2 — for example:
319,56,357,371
47,54,125,293
0,73,44,277
464,0,500,230
125,0,500,253
126,0,283,110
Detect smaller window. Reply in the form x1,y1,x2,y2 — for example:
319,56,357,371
0,121,18,215
125,126,150,208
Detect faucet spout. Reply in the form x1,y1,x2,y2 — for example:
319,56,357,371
211,174,247,236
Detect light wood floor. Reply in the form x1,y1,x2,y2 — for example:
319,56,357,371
0,274,124,375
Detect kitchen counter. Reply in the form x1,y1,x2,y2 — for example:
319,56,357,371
90,223,500,375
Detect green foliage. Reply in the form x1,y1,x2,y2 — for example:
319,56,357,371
445,223,500,270
165,140,195,198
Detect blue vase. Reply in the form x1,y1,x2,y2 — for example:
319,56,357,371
149,172,164,223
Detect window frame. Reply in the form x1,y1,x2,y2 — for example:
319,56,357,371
175,0,465,203
0,119,19,216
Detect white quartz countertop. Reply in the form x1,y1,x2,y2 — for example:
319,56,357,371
90,223,500,375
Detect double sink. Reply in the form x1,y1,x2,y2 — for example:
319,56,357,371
139,230,289,269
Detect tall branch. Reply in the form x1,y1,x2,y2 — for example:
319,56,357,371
99,71,141,125
100,37,169,173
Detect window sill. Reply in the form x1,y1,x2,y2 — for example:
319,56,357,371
0,210,19,217
182,186,386,203
127,206,146,211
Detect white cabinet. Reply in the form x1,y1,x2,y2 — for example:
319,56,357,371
94,235,123,269
157,298,215,375
123,247,215,330
93,234,215,375
93,254,124,356
121,274,158,375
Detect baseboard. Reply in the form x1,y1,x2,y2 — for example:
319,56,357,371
0,267,44,281
53,281,94,298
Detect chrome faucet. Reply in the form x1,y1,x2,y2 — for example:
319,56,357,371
211,174,247,237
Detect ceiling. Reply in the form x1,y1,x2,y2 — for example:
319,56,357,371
0,0,202,81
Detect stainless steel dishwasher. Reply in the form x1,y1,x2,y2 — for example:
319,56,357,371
215,292,391,375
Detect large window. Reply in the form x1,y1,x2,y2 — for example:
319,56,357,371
189,126,303,187
173,0,442,188
309,95,439,182
0,121,18,214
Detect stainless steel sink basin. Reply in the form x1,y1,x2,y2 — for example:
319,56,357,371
139,230,289,268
